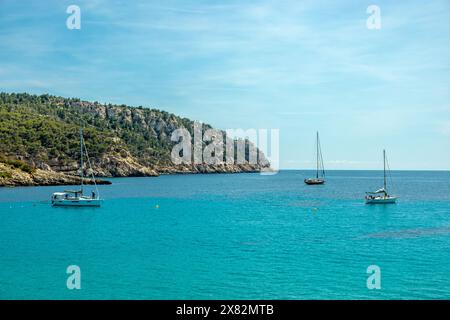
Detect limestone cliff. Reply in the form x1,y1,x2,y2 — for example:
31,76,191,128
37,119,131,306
0,93,270,186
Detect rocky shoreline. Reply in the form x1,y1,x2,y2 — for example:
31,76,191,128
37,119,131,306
0,162,268,187
0,163,111,187
0,93,272,186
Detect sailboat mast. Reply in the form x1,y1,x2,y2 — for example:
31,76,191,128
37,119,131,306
316,131,319,179
80,128,84,193
383,149,386,191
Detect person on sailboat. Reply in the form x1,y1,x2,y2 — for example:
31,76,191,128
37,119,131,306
51,128,102,207
364,149,397,204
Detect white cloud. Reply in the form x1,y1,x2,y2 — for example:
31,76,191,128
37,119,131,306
439,121,450,136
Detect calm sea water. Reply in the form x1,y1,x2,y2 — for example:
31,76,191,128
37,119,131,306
0,170,449,299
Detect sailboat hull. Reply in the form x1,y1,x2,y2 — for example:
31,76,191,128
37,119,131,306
304,178,325,185
364,150,398,204
52,198,102,207
304,132,326,186
365,196,397,204
50,128,102,208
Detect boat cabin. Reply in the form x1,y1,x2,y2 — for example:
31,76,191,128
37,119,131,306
52,190,82,200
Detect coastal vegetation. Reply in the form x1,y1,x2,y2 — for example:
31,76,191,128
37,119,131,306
0,93,269,186
0,155,33,174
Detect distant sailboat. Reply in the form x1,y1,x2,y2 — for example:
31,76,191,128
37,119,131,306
365,149,397,204
304,131,325,185
51,128,102,207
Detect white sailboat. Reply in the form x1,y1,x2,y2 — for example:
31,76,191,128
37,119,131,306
51,128,102,207
304,131,325,185
365,149,397,204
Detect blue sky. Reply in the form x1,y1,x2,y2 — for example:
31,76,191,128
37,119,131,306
1,0,449,169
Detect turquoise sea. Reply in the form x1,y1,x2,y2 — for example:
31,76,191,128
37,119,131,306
0,170,449,299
